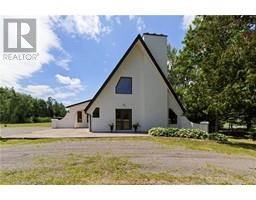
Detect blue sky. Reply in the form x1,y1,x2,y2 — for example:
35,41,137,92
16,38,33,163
0,15,194,106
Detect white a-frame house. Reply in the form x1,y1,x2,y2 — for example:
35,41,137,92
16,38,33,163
52,33,209,132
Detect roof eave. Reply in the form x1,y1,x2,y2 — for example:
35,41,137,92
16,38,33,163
66,99,91,108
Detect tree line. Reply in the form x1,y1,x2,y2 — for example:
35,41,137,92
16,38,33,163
168,15,256,132
0,87,66,123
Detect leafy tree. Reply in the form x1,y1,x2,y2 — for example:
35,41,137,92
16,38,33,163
0,87,67,123
168,16,256,132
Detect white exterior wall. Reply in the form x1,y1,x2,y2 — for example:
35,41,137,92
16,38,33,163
87,42,170,132
52,102,89,128
168,90,183,116
177,116,209,132
168,89,184,127
142,49,168,130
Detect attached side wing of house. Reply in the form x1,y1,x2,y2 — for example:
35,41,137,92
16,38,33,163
52,100,91,128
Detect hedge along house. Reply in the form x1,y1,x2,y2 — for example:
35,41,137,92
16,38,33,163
52,33,209,132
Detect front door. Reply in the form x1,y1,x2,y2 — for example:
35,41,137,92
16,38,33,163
116,109,132,130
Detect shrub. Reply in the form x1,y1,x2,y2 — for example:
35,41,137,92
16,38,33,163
249,132,256,141
148,127,209,140
209,132,228,142
148,127,168,137
33,117,51,123
24,117,34,123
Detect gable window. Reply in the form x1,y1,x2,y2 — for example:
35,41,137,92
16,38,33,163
115,77,132,94
77,111,82,123
168,108,177,124
93,107,100,118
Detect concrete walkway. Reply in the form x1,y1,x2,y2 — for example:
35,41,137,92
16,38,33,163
1,128,148,138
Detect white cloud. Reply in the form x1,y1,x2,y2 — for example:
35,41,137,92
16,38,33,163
136,17,146,32
53,91,76,99
22,84,78,100
105,15,112,21
182,15,196,30
23,85,55,98
115,17,121,25
55,58,71,71
0,15,110,92
55,74,84,90
0,16,69,89
104,15,121,25
53,16,111,40
127,16,146,32
128,15,135,20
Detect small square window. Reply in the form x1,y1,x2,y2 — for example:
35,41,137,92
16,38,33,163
93,107,100,118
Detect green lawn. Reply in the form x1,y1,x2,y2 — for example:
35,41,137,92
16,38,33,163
0,138,63,146
1,154,254,184
0,122,51,128
150,137,256,157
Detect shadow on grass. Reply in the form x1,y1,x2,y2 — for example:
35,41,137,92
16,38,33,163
0,137,8,142
0,137,37,142
225,142,256,152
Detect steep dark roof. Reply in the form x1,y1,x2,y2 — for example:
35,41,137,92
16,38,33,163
84,34,185,113
66,99,91,108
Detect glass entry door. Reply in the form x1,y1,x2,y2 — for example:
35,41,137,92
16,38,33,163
116,109,132,130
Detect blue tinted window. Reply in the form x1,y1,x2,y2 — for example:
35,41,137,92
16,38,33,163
115,77,132,94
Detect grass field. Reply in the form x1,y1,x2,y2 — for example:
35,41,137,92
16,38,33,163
151,137,256,157
1,154,254,184
0,138,63,146
0,122,51,128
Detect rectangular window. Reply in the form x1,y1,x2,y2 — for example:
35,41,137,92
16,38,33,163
77,111,82,123
93,107,100,118
168,108,177,124
115,77,132,94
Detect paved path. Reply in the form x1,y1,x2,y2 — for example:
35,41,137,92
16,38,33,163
0,127,51,137
1,139,256,182
0,127,147,138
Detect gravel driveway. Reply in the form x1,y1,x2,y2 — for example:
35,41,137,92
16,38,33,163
0,127,146,138
1,139,256,180
0,127,51,137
